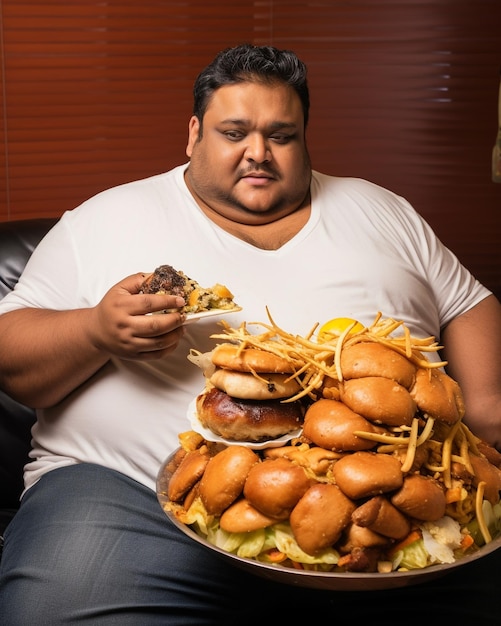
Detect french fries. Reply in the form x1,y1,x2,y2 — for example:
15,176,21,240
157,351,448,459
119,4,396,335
210,309,447,402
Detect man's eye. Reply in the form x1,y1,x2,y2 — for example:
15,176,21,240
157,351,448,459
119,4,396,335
224,130,244,141
271,134,292,144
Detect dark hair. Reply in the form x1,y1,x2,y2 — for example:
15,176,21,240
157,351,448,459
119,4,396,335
192,44,310,128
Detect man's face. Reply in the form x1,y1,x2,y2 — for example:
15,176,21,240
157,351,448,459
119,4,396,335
185,80,311,225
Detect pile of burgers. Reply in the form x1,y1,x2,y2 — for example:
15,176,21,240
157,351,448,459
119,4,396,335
161,327,501,573
194,342,306,442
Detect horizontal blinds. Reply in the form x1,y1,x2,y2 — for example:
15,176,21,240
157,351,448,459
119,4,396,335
0,0,500,296
0,0,261,218
257,0,501,296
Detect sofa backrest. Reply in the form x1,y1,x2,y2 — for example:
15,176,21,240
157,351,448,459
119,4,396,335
0,218,58,510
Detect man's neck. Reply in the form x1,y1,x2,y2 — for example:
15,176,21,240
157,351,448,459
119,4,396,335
199,201,311,250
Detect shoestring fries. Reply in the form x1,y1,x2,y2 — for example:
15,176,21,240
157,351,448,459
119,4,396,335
211,309,447,401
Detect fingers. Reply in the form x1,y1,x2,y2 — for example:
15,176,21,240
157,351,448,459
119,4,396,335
127,323,187,360
119,272,152,295
129,293,186,318
93,307,187,361
91,273,189,360
111,301,187,358
134,308,186,340
119,273,187,316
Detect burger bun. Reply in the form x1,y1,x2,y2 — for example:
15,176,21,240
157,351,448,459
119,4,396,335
209,368,301,400
196,387,304,442
211,343,294,374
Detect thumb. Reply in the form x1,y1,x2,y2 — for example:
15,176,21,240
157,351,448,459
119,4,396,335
118,272,151,295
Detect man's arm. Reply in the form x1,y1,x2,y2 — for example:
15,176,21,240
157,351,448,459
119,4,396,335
441,294,501,450
0,273,186,408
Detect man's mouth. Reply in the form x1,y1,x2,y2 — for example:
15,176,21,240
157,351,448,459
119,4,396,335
240,169,276,183
241,174,273,186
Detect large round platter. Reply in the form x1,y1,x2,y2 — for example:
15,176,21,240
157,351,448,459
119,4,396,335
156,449,501,591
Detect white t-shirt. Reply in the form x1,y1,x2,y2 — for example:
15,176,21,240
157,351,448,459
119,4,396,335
0,166,491,493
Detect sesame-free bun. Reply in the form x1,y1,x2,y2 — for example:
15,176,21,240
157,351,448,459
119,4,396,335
209,368,301,400
390,474,447,521
196,388,304,442
167,449,210,503
243,457,312,519
219,499,277,533
198,445,259,515
302,398,378,452
332,451,404,500
340,377,417,427
340,342,417,389
410,367,465,424
211,343,294,374
289,484,356,554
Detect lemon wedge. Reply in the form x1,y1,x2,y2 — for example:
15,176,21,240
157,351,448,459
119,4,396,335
318,317,364,341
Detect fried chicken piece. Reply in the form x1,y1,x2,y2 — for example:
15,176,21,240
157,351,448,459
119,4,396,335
141,264,191,299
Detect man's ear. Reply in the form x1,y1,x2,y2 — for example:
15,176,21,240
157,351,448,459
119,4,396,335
186,116,200,157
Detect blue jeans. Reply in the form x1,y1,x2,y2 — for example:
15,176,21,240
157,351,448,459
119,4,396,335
0,463,499,625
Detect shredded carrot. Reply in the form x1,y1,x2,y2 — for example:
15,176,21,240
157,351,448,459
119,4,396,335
336,554,353,568
387,530,422,558
460,533,475,551
291,561,304,570
266,549,287,563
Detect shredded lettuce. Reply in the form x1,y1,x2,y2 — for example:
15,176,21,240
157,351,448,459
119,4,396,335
185,498,501,573
270,523,340,565
393,537,429,570
199,520,340,566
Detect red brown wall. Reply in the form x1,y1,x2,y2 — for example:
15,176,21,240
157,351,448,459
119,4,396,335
0,1,500,297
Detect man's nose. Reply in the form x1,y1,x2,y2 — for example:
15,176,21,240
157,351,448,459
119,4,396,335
245,134,271,163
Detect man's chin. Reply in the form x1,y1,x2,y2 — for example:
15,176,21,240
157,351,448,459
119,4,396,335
230,188,282,214
226,202,295,225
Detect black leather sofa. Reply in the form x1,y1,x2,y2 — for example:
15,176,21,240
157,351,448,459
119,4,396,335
0,218,58,549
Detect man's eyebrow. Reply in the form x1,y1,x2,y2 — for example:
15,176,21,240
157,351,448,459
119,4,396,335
219,118,298,130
